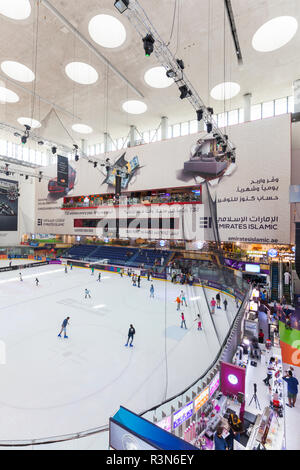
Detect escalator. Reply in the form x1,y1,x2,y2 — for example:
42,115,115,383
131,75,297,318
270,262,279,301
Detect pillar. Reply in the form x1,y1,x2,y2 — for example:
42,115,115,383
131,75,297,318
81,138,87,155
243,93,252,122
104,132,111,153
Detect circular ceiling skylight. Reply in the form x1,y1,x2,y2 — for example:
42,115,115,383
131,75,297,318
0,87,19,103
144,66,174,89
1,61,35,83
0,0,31,20
252,16,298,52
65,62,98,85
122,100,147,114
210,82,240,101
72,123,93,134
18,117,41,129
88,14,126,48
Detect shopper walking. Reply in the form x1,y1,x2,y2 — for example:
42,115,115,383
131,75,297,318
125,324,135,348
263,357,275,386
223,299,228,311
211,298,216,314
58,317,70,339
283,370,299,407
180,312,187,329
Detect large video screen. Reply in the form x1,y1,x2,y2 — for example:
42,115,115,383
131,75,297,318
0,178,18,231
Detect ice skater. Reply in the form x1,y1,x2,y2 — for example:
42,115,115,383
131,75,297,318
180,290,187,307
19,272,23,282
137,275,141,288
132,275,137,287
35,278,39,287
91,266,95,276
97,272,101,282
223,299,228,311
125,324,135,347
175,296,181,311
85,288,91,298
70,263,73,271
58,316,70,339
211,298,216,314
150,284,154,298
194,314,202,330
216,292,221,309
180,312,187,329
235,297,239,308
65,265,68,274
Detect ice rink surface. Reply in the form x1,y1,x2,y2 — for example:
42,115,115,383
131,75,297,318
0,264,239,441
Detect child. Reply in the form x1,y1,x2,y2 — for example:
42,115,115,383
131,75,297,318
211,298,216,314
85,288,91,299
180,290,187,307
195,314,202,331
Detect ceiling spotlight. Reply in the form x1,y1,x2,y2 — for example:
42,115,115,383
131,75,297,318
207,107,214,115
179,85,192,100
114,0,129,13
166,69,176,78
196,109,203,121
73,144,79,150
176,59,184,70
21,135,27,145
38,140,44,146
206,122,213,133
143,34,155,57
51,146,57,155
24,124,31,132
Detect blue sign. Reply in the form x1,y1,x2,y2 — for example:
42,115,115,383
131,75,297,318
173,401,194,429
159,240,166,247
268,249,278,258
292,246,296,253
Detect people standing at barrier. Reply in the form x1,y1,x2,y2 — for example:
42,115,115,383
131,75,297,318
211,298,216,314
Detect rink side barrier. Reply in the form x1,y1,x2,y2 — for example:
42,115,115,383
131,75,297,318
0,261,49,273
0,260,250,448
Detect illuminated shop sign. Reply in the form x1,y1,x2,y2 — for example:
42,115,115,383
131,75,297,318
194,387,209,412
173,402,194,429
209,373,220,398
157,416,172,433
268,249,278,258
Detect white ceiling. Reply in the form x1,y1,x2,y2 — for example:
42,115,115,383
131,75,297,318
0,0,299,147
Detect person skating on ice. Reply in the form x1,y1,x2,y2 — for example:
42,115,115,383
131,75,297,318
194,314,202,330
97,272,101,282
19,272,23,282
150,284,154,298
58,317,70,339
125,324,135,347
180,290,187,307
180,312,187,329
35,278,39,287
65,265,68,274
85,288,91,299
175,296,181,311
70,263,73,271
223,299,228,311
211,298,216,314
216,292,221,309
137,275,141,288
91,266,95,276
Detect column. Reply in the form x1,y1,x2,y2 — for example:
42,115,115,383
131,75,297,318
104,132,111,153
81,138,87,155
243,93,252,122
293,80,300,113
161,116,168,140
129,125,138,147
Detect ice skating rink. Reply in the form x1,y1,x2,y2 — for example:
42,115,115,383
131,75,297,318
0,264,239,441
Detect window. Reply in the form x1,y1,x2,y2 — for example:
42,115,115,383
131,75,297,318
167,126,172,139
0,139,6,155
173,124,180,138
262,101,274,118
189,120,198,134
156,128,162,141
95,143,101,154
7,141,13,157
23,147,29,162
275,98,287,116
288,96,294,113
217,113,227,128
150,130,157,142
181,122,189,136
36,151,42,166
228,110,239,126
251,104,262,121
238,108,244,123
142,131,150,143
41,152,48,166
117,138,123,150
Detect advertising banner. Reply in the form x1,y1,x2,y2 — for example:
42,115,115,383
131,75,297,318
35,114,291,243
57,155,69,188
0,177,18,231
194,387,209,411
173,402,194,429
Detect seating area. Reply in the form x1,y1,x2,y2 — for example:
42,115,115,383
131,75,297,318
63,245,172,268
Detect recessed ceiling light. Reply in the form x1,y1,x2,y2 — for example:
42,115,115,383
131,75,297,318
18,117,41,129
1,61,35,82
88,14,126,48
210,82,240,101
0,87,19,103
252,16,298,52
72,123,93,134
65,62,98,85
144,66,174,89
122,100,147,114
0,0,31,20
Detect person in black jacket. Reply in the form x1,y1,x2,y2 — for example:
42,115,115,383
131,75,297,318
125,324,135,348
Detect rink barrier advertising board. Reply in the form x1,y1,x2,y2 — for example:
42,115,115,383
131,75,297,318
173,401,194,430
194,387,209,412
209,373,220,398
0,261,48,272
